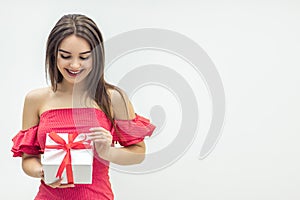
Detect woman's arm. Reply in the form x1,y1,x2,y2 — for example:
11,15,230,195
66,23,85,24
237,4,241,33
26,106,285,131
21,90,43,178
89,88,147,165
103,141,146,165
22,153,43,178
21,89,74,188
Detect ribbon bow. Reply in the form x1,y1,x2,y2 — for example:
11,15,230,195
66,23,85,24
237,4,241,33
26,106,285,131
45,131,91,184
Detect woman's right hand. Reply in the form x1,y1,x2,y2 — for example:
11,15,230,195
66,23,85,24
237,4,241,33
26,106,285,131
44,178,75,189
40,168,75,188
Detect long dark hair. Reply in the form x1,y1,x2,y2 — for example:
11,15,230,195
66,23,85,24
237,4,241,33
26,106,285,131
45,14,123,126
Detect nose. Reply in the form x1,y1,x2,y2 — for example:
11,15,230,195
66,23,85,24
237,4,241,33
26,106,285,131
70,59,81,69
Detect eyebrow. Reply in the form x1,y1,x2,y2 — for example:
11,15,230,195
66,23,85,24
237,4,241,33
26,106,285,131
58,49,91,55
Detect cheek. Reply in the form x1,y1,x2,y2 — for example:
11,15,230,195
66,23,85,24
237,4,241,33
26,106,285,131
84,59,93,69
57,57,69,68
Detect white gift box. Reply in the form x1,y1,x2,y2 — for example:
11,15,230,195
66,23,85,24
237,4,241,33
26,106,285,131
41,132,93,184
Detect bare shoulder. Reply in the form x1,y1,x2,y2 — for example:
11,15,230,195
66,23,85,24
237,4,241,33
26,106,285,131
25,87,51,101
107,87,127,105
107,87,136,120
22,87,51,129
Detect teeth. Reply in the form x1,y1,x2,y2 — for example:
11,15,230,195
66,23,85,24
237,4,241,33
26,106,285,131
68,69,82,74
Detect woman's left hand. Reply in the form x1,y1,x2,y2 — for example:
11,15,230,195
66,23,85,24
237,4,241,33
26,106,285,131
88,127,113,161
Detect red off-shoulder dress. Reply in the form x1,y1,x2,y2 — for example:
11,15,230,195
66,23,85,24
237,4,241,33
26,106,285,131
11,108,155,200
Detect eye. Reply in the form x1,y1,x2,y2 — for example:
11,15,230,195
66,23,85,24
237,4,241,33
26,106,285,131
60,54,71,59
80,56,90,60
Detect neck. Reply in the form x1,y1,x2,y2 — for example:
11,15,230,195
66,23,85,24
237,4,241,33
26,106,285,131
56,80,86,95
55,80,94,108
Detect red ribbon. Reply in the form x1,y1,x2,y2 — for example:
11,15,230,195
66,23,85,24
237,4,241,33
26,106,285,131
45,132,91,184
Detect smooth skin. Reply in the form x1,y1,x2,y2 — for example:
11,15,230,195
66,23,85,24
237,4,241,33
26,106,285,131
21,35,146,188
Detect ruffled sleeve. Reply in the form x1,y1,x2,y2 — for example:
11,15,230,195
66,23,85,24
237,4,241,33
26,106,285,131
11,125,41,157
111,114,156,147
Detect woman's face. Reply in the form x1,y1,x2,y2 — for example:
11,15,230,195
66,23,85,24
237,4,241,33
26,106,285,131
57,35,93,85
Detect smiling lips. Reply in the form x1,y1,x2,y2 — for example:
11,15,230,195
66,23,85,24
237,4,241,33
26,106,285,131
65,68,83,77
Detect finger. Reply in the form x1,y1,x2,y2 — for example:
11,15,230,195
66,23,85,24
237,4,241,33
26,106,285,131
49,183,61,188
94,138,111,142
48,179,75,188
88,131,111,137
51,178,63,185
88,134,112,140
57,184,75,188
48,178,63,188
89,127,108,132
88,134,112,141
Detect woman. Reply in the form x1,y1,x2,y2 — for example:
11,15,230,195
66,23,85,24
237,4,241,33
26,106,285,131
11,14,155,200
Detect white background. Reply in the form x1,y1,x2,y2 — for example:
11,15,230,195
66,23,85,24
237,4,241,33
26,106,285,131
1,0,300,199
